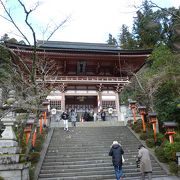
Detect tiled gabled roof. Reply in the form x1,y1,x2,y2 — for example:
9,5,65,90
6,40,152,54
37,40,120,52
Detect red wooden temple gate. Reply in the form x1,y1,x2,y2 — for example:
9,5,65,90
6,41,151,122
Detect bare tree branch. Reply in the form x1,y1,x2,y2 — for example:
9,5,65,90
0,0,69,159
46,16,70,41
0,0,31,45
131,72,146,93
17,0,38,45
149,0,180,20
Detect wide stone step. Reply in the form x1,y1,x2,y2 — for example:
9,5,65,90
39,169,115,178
41,163,162,171
47,147,140,153
40,166,162,174
37,126,167,180
45,151,137,157
42,161,160,170
38,169,165,179
51,121,125,128
41,162,112,169
43,154,159,164
38,175,167,180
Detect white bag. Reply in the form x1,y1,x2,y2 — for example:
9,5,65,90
122,155,125,163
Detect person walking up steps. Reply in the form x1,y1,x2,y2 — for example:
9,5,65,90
61,110,69,131
138,144,152,180
109,141,124,180
101,110,106,121
70,109,77,127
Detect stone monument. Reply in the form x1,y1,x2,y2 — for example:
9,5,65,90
0,112,30,180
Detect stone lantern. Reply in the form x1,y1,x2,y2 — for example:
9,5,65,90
129,101,137,124
163,121,177,144
148,112,158,143
138,106,146,132
176,152,180,166
0,112,30,179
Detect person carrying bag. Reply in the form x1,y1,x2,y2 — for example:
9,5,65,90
109,141,125,180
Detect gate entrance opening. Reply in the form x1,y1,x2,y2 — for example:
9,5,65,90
65,96,97,121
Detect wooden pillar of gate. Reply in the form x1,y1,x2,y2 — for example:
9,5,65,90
61,92,65,111
97,91,102,113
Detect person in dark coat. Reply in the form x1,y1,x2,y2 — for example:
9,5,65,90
138,144,152,180
83,111,89,121
109,141,124,180
61,110,69,131
101,110,106,121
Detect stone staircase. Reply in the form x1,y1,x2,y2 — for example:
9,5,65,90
37,123,168,180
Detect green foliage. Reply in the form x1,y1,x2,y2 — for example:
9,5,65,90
174,132,180,142
21,134,27,154
139,131,164,144
119,24,136,49
0,46,11,83
0,34,9,43
29,152,40,164
0,177,4,180
139,132,148,140
107,33,118,46
167,8,180,51
19,154,26,163
156,133,165,146
146,138,155,148
132,0,162,48
148,45,172,70
127,120,134,128
155,140,180,163
131,119,142,133
155,146,167,162
169,161,179,175
29,165,35,180
163,141,180,161
109,1,180,50
154,81,180,123
34,139,43,152
119,2,180,118
33,130,46,152
121,44,180,127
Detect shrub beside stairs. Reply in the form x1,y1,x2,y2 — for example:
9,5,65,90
36,123,168,180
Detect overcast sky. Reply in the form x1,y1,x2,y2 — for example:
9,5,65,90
0,0,179,44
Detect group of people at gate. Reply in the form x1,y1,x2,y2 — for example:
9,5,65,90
51,108,107,128
60,109,106,131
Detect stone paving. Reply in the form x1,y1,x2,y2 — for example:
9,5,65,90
152,176,179,180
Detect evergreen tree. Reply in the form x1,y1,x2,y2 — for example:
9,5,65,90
0,34,10,44
119,24,136,49
169,7,180,51
107,33,118,46
133,0,162,48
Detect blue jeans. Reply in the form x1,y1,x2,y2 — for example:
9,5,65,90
114,165,123,180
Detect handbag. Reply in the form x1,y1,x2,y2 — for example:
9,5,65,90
122,155,125,163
